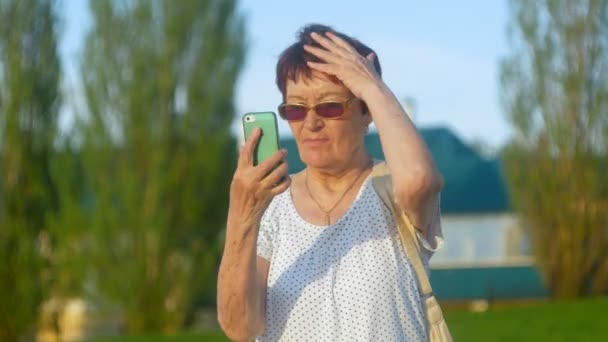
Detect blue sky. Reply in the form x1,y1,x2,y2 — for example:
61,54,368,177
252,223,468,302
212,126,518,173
60,0,512,149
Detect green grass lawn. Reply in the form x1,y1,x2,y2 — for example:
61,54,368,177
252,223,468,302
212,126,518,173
89,331,229,342
445,297,607,342
91,297,607,341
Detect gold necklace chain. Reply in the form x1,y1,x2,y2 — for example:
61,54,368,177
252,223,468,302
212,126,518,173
305,159,373,226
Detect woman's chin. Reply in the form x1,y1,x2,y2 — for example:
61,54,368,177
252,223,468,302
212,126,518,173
301,153,335,169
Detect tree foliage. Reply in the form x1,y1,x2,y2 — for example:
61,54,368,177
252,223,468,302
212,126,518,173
0,0,61,340
79,0,245,332
501,0,608,298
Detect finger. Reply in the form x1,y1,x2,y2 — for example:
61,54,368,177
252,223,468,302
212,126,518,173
240,128,261,167
255,148,287,179
326,31,358,54
303,44,342,64
310,32,350,58
261,161,290,188
238,145,248,168
269,175,291,196
366,52,376,63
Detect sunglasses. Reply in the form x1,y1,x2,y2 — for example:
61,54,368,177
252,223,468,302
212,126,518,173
277,97,357,121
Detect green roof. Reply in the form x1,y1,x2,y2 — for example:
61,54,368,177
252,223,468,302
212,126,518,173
279,127,510,214
431,265,547,300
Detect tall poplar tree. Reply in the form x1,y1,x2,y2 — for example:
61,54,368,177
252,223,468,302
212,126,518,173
80,0,245,331
0,0,61,339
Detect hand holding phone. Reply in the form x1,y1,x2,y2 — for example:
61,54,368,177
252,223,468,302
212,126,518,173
229,112,290,223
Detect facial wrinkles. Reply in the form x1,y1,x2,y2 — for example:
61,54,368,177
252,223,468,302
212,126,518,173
287,91,346,104
285,76,364,159
293,105,358,158
286,79,338,137
286,74,350,104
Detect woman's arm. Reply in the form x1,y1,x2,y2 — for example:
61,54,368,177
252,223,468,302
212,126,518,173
304,32,443,234
217,128,290,341
217,221,269,341
363,84,443,234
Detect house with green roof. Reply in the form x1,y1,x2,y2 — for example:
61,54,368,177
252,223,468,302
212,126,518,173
279,126,548,301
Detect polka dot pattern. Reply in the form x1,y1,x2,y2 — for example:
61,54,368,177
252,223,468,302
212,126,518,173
256,175,431,341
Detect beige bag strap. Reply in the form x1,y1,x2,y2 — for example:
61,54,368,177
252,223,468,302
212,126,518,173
371,160,433,296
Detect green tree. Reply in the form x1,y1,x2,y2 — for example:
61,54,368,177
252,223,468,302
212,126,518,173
501,0,608,298
0,0,61,340
79,0,245,332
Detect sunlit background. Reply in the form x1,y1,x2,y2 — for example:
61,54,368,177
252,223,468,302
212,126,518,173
1,0,606,341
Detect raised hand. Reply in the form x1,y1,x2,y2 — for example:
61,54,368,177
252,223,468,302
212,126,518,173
304,31,384,100
228,128,291,226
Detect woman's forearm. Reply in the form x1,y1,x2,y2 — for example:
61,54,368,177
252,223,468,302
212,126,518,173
364,83,436,177
217,217,264,341
364,82,443,229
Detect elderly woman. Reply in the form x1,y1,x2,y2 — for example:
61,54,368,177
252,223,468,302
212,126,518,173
218,24,445,341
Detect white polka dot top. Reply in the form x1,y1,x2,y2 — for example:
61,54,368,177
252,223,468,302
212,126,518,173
256,174,443,342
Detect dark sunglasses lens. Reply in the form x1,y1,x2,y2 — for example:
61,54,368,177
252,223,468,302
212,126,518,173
280,105,307,120
315,102,344,118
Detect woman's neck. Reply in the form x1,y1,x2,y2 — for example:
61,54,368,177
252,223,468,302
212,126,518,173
305,153,373,193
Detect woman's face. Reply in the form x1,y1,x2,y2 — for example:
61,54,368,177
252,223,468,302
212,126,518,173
285,73,371,169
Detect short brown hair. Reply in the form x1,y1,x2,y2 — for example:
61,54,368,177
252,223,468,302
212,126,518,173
275,24,382,112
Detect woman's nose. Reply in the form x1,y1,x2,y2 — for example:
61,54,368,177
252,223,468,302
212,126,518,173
303,108,323,131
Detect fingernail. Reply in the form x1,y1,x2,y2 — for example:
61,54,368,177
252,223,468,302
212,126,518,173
282,149,288,155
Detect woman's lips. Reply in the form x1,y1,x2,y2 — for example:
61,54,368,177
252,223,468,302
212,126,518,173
302,138,329,147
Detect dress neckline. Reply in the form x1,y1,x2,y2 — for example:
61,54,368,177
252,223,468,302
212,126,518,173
287,173,372,230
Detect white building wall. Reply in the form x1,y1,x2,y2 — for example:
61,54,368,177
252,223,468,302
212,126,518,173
431,213,532,267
